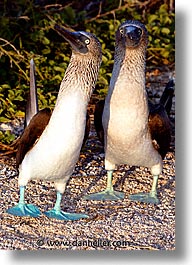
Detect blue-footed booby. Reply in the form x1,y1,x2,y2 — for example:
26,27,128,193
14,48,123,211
7,25,102,220
84,20,173,204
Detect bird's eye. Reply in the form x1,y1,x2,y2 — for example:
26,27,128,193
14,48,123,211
85,39,90,45
119,28,124,34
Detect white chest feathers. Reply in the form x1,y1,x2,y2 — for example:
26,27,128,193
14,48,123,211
19,90,87,184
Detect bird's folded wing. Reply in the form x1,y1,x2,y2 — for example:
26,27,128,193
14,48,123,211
16,108,52,167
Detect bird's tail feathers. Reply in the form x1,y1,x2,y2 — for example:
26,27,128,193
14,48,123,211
24,59,39,127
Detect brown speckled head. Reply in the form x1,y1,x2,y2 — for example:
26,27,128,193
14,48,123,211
54,24,102,60
55,25,102,99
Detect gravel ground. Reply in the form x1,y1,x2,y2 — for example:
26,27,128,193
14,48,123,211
0,68,175,250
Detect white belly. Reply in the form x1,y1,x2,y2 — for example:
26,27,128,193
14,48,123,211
18,91,87,185
103,91,162,170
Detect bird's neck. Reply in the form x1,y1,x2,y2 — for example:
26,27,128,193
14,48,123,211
108,46,147,102
57,54,100,104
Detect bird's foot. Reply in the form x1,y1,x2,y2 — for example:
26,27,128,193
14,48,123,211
44,209,89,221
83,189,125,201
7,203,41,217
129,192,160,204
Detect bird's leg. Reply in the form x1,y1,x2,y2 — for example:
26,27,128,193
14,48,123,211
129,175,160,204
150,175,159,198
83,170,125,201
106,170,114,191
53,191,62,212
19,185,25,204
44,191,89,220
7,186,41,217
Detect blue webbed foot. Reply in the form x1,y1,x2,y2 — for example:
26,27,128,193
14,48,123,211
44,191,89,220
129,192,160,205
7,203,41,217
83,189,124,201
7,186,41,217
83,170,125,201
129,175,160,204
44,209,89,220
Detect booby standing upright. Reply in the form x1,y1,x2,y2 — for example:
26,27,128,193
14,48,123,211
84,20,172,204
7,25,102,220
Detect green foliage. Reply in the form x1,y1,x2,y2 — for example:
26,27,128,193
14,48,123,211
146,4,175,64
0,130,15,144
0,84,25,121
0,0,175,144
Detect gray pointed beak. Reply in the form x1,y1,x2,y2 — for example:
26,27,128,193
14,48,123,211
54,24,88,54
124,25,142,47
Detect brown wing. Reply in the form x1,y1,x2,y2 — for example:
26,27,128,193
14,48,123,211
16,108,51,167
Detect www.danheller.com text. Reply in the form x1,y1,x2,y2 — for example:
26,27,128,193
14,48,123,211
36,238,130,248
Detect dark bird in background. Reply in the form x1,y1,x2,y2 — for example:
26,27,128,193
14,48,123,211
84,20,174,204
159,79,175,117
94,99,105,146
94,79,174,159
147,79,174,159
7,25,102,220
